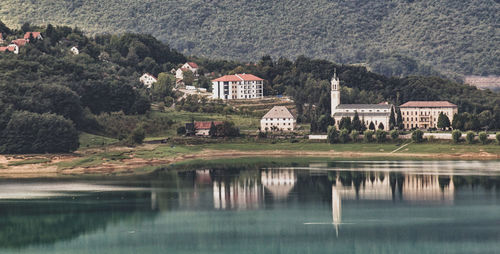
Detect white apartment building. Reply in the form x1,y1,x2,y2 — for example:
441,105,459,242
260,106,296,132
212,74,264,100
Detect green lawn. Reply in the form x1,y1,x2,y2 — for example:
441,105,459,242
79,132,118,149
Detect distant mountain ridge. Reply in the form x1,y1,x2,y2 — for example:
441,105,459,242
0,0,498,77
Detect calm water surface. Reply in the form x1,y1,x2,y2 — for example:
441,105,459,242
1,160,500,254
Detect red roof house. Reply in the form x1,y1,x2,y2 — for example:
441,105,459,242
24,32,43,40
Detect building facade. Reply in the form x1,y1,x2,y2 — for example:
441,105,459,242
331,71,393,130
399,101,458,129
260,106,296,132
212,74,264,100
139,73,157,88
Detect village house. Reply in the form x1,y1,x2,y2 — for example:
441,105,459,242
185,121,223,136
0,44,19,54
212,74,264,100
70,46,79,55
139,73,157,88
261,106,296,132
11,39,29,47
24,32,43,40
399,101,458,129
331,71,393,130
175,62,199,80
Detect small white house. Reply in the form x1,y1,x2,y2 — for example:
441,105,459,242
70,46,79,55
0,44,19,54
260,106,296,132
176,62,199,80
139,73,157,88
185,85,196,90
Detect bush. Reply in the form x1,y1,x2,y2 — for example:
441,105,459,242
497,133,500,144
478,132,488,144
339,128,350,143
465,131,475,144
452,130,462,143
363,130,374,143
350,130,359,142
177,126,186,135
389,130,399,140
127,125,145,145
411,129,424,143
375,130,387,143
0,111,79,153
327,125,339,144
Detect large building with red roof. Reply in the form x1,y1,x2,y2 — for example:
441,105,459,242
212,73,264,100
399,101,458,129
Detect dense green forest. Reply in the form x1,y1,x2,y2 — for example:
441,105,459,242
0,21,499,153
1,0,498,78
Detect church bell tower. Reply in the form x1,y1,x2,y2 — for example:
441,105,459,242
331,69,340,116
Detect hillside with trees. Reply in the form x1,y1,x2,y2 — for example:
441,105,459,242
0,21,499,153
0,0,498,78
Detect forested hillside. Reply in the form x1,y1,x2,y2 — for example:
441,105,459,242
0,0,498,78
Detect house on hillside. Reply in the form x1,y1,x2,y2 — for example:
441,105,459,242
24,32,43,41
261,106,296,132
212,74,264,100
11,39,29,47
185,121,223,136
0,44,19,54
399,101,458,129
139,73,157,88
331,70,394,130
176,62,199,80
70,46,79,55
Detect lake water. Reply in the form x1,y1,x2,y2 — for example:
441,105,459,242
1,160,499,254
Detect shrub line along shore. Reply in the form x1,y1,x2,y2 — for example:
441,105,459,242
0,141,499,179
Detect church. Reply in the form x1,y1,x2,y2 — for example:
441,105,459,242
330,71,393,130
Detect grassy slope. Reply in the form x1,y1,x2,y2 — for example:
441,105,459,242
1,0,497,76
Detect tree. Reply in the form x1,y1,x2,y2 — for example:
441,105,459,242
437,112,450,130
352,112,362,131
0,111,79,153
152,72,175,101
127,125,145,145
363,130,374,142
209,121,217,137
339,128,350,143
183,70,195,86
375,130,387,143
452,113,464,130
496,133,500,145
350,130,359,142
478,132,488,144
465,131,475,144
369,122,375,130
412,129,424,143
378,122,385,130
327,125,339,144
389,107,396,130
452,130,462,143
396,108,404,129
177,126,186,135
317,115,335,133
390,130,399,140
338,117,352,132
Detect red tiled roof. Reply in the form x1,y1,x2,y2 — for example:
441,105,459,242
24,32,41,40
212,74,264,82
399,101,457,108
187,62,199,68
11,39,28,46
0,47,7,52
194,121,223,130
0,45,17,52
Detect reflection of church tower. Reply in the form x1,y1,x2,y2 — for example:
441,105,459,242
332,185,342,237
330,69,340,117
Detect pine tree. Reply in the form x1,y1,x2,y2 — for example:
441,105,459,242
437,112,450,130
339,117,352,131
352,111,362,131
378,122,385,130
369,122,376,130
209,121,217,137
396,108,404,129
389,107,396,130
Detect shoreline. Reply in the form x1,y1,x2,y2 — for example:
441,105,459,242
0,143,499,179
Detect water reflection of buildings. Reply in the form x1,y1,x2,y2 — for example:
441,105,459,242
213,177,263,210
334,173,455,203
261,169,297,200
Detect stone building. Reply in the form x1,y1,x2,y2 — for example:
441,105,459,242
331,71,393,130
212,74,264,100
399,101,458,129
260,106,296,132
